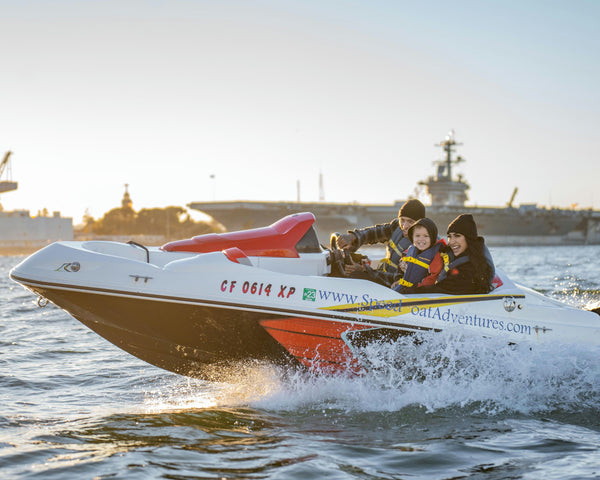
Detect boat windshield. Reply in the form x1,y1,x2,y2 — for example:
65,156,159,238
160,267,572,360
295,227,321,253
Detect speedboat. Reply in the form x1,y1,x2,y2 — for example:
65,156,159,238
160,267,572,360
10,212,600,378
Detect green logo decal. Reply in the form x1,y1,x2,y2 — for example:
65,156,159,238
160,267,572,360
303,288,316,301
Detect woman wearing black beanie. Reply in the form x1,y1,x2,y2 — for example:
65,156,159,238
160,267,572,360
403,214,494,295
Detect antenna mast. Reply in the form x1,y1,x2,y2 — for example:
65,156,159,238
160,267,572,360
319,171,325,201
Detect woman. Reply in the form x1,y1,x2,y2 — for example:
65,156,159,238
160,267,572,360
402,214,494,295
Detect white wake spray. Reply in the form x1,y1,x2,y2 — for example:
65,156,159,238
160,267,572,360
142,331,600,416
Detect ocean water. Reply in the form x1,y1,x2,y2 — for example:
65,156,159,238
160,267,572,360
1,246,600,479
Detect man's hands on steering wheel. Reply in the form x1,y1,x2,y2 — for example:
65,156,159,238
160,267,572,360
335,232,357,250
329,233,367,277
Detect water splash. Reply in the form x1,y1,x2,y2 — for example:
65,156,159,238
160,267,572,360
140,331,600,417
141,360,286,414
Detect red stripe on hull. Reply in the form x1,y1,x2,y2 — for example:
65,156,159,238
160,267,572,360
260,318,373,375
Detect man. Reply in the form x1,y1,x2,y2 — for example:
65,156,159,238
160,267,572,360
335,199,426,286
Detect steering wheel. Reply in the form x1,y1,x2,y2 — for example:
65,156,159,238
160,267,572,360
330,232,341,250
329,233,349,277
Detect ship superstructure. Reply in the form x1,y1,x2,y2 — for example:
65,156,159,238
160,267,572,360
419,130,469,207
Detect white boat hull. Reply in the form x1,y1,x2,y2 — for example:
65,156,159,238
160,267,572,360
10,213,600,378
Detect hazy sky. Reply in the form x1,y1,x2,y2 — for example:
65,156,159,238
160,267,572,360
0,0,598,224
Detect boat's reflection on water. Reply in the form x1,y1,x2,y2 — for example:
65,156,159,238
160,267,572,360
43,407,285,474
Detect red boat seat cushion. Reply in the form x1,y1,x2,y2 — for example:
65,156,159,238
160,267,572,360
161,212,316,258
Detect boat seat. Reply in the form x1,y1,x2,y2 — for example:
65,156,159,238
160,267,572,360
161,212,318,258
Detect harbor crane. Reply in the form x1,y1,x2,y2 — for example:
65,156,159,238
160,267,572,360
0,151,18,194
507,187,519,208
0,151,18,211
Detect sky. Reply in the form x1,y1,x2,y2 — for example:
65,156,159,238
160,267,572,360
0,0,598,225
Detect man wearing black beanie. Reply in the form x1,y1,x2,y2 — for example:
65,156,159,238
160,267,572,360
334,199,426,287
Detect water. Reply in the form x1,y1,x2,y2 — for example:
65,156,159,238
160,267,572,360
2,247,600,479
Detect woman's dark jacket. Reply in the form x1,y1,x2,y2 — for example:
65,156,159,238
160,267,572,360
403,245,494,295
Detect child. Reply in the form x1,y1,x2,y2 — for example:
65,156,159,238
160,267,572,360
392,217,445,293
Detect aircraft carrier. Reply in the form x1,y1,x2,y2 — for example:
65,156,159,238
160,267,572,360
189,132,600,246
